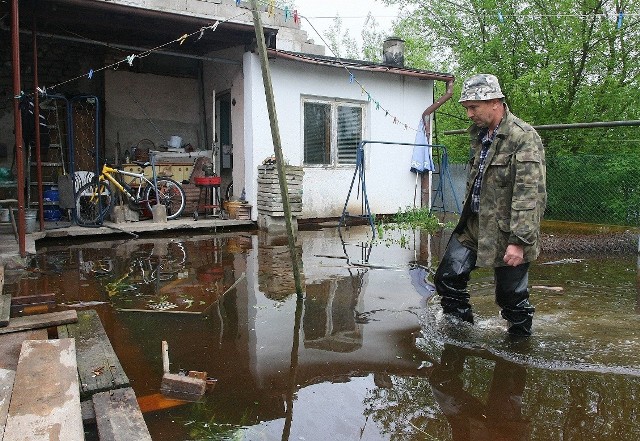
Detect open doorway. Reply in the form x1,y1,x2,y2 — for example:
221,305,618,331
215,92,233,200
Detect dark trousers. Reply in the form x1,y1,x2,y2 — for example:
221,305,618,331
434,234,535,335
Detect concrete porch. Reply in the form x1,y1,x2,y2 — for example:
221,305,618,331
0,217,255,266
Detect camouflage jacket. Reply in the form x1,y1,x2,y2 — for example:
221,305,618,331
454,106,547,267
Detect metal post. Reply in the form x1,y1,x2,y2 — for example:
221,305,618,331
11,0,26,256
32,14,44,231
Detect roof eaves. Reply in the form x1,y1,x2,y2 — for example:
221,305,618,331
267,49,454,82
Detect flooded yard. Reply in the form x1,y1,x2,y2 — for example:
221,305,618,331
6,224,640,440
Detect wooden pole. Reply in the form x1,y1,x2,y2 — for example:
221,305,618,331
249,0,303,298
161,340,170,373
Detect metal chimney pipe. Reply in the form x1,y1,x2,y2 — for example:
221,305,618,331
382,37,405,67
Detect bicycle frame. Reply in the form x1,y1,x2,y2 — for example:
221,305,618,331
98,163,156,204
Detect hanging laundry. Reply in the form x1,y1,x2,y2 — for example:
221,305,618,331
20,96,50,158
410,118,434,173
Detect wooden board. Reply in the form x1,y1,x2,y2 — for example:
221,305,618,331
58,309,129,399
0,309,77,335
0,329,48,371
10,293,56,306
3,339,84,441
0,368,16,441
93,387,152,441
0,266,8,327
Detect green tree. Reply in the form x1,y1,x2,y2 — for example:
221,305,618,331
323,15,360,59
382,0,640,158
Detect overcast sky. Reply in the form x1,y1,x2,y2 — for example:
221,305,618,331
292,0,399,48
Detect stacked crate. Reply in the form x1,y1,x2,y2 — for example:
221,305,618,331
256,165,303,231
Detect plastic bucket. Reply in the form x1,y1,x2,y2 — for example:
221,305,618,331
43,186,62,221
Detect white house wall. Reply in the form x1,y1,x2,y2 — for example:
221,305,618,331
243,52,434,220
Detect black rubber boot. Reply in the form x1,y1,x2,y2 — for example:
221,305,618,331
495,264,535,336
435,235,477,324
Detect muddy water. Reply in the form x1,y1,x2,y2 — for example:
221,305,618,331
6,226,640,440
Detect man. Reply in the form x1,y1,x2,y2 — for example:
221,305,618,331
434,74,546,336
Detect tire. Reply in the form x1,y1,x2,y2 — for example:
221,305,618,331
144,178,186,219
74,181,112,226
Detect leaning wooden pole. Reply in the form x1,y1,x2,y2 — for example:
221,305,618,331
250,0,303,298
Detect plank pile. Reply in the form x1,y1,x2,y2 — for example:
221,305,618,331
256,165,304,217
0,262,152,441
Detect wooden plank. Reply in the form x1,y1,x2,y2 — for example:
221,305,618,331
0,266,8,327
0,368,16,441
93,388,152,441
10,293,56,306
0,294,9,327
4,339,84,441
0,329,48,370
61,309,129,399
0,310,77,335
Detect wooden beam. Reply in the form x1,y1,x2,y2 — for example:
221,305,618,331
0,329,48,371
0,266,8,327
0,309,77,335
57,309,129,399
4,339,84,441
0,368,16,440
250,0,303,297
93,388,152,441
10,292,56,306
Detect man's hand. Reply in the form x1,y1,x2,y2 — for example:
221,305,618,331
503,244,524,267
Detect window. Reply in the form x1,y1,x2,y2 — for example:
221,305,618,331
303,99,364,166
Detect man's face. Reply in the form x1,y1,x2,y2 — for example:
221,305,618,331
461,99,502,128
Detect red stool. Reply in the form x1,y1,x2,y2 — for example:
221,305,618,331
194,176,221,219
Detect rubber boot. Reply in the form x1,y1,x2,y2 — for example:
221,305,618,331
435,235,477,324
495,264,535,336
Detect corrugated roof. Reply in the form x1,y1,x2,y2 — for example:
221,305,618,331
268,49,455,82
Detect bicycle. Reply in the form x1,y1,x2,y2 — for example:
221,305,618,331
74,162,186,226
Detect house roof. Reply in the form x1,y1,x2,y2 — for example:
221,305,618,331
5,0,277,56
268,49,455,82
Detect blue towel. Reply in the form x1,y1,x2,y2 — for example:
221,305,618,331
410,119,434,173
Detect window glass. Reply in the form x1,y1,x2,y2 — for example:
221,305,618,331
304,102,331,165
303,99,364,166
337,106,362,164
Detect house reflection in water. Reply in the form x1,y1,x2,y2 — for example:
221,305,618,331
303,276,364,353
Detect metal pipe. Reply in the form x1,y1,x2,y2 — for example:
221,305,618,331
444,119,640,135
11,0,26,256
33,14,45,232
420,78,455,209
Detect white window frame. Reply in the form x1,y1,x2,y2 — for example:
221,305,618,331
302,96,367,167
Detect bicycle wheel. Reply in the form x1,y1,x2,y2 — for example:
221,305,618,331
74,181,113,226
144,178,186,220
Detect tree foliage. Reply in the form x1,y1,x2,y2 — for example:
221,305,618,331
382,0,640,159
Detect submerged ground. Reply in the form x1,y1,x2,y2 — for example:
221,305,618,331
7,224,640,440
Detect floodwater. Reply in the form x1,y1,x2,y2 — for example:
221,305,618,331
6,225,640,440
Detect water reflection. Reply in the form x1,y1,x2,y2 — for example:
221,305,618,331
4,226,640,440
429,344,529,441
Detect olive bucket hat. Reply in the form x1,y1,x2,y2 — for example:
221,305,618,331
459,74,505,102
